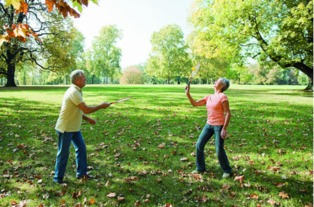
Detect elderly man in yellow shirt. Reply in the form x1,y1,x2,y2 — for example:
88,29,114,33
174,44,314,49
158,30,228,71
53,69,111,184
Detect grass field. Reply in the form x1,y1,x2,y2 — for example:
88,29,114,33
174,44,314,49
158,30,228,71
0,84,312,207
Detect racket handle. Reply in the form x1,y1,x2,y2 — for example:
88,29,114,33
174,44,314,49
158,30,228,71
188,78,192,85
185,80,191,91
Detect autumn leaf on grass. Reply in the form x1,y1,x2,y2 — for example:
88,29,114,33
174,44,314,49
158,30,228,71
10,200,18,206
134,200,141,207
89,198,96,205
275,182,286,188
180,157,189,162
107,192,116,198
190,173,202,181
124,176,139,183
267,198,280,206
248,193,259,200
72,191,82,199
60,199,66,205
279,191,289,199
234,175,245,187
158,143,166,149
222,183,231,191
267,166,281,172
117,196,125,202
114,153,121,158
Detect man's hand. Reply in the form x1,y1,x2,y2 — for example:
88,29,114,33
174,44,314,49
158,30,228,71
101,102,111,109
88,118,96,125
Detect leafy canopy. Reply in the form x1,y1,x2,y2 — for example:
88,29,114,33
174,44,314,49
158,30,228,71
1,0,98,46
189,0,313,83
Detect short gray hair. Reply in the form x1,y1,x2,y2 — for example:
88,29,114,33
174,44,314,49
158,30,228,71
70,69,84,83
220,78,230,92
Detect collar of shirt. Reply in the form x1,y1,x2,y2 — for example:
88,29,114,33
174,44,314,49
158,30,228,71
71,84,82,92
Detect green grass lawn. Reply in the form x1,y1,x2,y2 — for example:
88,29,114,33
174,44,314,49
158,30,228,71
0,84,312,207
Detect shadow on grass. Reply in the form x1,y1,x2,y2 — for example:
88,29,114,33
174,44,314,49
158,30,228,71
0,86,312,206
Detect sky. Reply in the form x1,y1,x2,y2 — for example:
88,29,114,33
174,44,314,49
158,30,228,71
73,0,194,69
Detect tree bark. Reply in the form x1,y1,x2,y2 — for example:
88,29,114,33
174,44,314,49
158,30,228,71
293,62,313,91
5,65,17,87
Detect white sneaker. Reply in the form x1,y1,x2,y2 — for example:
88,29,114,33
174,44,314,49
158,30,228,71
222,173,231,178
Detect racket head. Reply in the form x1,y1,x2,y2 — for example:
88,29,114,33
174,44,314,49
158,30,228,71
191,63,201,78
116,97,131,103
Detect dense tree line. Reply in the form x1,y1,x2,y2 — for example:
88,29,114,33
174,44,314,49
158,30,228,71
1,0,312,89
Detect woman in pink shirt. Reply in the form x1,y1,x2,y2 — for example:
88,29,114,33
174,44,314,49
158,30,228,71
186,78,232,178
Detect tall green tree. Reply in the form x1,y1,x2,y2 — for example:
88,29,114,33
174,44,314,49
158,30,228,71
88,25,122,84
190,0,313,90
42,23,85,84
0,2,81,87
147,24,191,84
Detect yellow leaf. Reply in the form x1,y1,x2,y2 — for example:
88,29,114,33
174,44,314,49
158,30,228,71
14,27,27,38
5,0,21,10
89,198,96,204
0,35,8,47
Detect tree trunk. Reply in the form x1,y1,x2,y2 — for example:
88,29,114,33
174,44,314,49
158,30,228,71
5,64,17,87
177,76,180,84
304,77,313,91
92,75,95,84
293,62,313,91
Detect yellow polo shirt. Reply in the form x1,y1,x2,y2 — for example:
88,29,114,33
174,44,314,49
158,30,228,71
55,84,83,133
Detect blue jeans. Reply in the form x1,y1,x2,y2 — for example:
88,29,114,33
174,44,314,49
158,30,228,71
53,131,87,182
195,124,232,173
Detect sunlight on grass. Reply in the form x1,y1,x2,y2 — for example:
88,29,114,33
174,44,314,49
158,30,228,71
0,85,312,206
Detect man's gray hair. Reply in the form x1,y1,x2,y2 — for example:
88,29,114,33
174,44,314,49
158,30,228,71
70,69,84,83
220,78,230,92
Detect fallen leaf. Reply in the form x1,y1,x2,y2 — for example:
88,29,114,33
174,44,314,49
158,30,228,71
279,191,289,199
234,175,245,187
275,182,286,188
134,200,141,207
267,166,280,172
222,183,231,191
89,198,96,204
267,198,279,206
107,192,116,198
190,173,202,180
158,143,166,149
125,176,139,183
117,196,125,202
248,193,259,199
72,191,82,199
180,157,188,162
